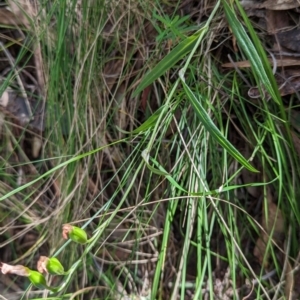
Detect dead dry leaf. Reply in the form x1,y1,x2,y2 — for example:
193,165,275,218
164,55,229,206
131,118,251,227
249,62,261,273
248,72,300,98
222,57,300,69
114,83,128,139
223,62,300,98
98,133,124,165
277,29,300,52
266,10,289,40
32,136,42,158
102,58,124,91
263,0,300,10
7,0,34,26
241,0,300,10
0,7,26,25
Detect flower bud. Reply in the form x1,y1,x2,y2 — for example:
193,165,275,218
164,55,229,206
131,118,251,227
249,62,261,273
0,262,49,290
37,256,65,275
62,224,88,244
28,269,47,289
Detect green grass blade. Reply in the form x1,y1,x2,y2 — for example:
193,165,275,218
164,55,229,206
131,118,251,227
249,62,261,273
179,71,258,173
0,139,126,201
131,105,167,134
222,0,281,104
133,25,208,96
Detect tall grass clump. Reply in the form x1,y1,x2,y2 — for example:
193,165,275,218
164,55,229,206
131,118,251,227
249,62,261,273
0,0,299,299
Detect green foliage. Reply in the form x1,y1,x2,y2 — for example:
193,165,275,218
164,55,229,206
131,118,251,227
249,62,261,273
153,12,196,42
133,26,208,96
1,0,299,299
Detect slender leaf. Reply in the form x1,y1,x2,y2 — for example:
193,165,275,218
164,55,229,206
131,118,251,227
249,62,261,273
142,149,170,176
131,105,166,134
222,0,281,104
133,25,208,96
0,139,127,201
179,71,258,173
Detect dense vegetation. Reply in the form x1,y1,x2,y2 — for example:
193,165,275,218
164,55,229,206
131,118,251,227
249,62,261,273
0,0,299,299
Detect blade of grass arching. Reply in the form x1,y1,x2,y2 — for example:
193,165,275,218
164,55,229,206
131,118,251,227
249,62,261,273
131,105,167,134
234,1,282,105
144,147,275,196
142,150,188,192
132,25,208,96
231,72,299,296
144,148,273,196
0,139,127,201
179,72,258,173
222,0,281,105
133,1,220,97
131,99,180,135
231,1,300,221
